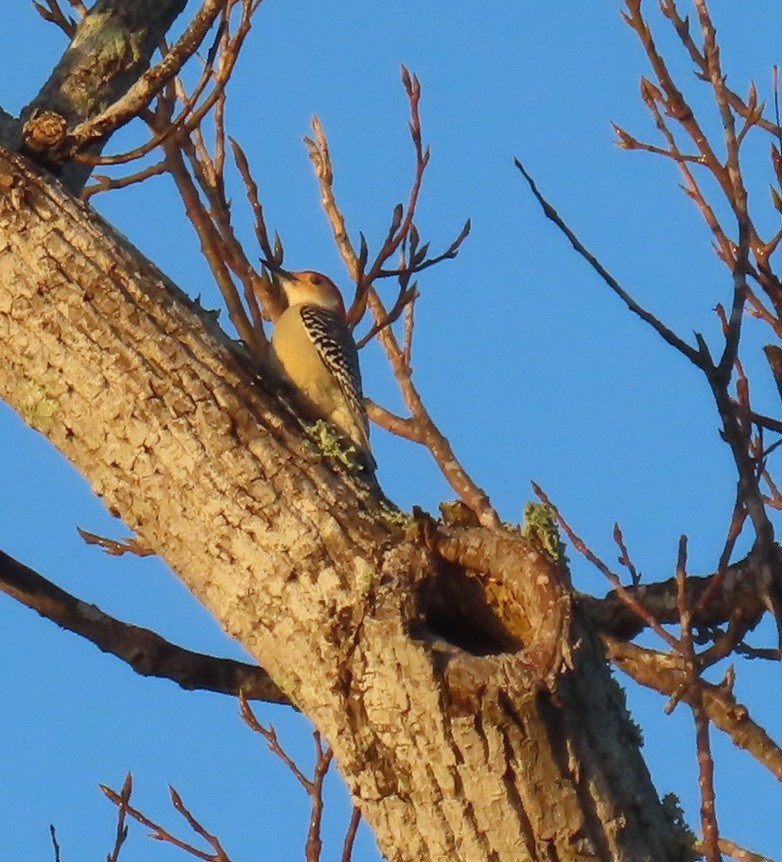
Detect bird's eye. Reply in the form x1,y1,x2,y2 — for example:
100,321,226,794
309,273,321,286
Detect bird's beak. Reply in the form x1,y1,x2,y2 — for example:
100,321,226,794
261,264,294,309
261,261,293,283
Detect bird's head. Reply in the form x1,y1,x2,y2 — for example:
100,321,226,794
272,269,346,315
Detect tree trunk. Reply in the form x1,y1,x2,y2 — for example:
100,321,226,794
0,149,689,861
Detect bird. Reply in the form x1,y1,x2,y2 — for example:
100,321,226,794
267,268,375,473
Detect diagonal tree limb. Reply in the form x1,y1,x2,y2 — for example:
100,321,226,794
0,547,291,706
710,836,776,862
605,636,782,783
579,549,781,641
46,0,227,163
514,156,704,368
18,0,198,191
0,29,718,852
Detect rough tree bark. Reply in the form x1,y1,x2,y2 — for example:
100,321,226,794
0,4,690,861
0,151,686,862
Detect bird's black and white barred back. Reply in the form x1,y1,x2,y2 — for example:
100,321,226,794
299,303,369,441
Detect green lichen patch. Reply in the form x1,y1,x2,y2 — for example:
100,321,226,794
16,379,59,433
521,501,568,567
305,419,363,471
378,500,413,528
661,793,698,862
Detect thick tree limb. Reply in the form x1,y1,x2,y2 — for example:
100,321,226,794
16,0,199,191
605,637,782,783
0,547,289,705
580,550,780,641
0,146,686,860
59,0,229,163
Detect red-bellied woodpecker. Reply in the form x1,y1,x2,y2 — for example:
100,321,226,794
268,269,375,472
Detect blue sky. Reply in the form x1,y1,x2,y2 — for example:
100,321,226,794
1,2,781,859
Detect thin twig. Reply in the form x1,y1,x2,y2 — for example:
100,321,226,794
612,522,642,586
49,825,61,862
305,732,333,862
83,159,167,200
341,807,362,862
634,77,734,267
33,0,77,36
674,536,721,861
532,483,679,649
239,694,335,862
514,157,702,367
691,484,746,619
101,781,232,861
162,140,262,354
106,773,132,862
77,527,154,557
239,693,311,789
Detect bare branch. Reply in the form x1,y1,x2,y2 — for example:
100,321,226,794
533,483,680,650
622,0,729,194
341,807,362,862
674,536,721,861
364,399,421,442
83,20,222,168
710,837,775,862
613,522,642,587
106,773,132,862
606,638,782,783
0,548,290,705
239,694,335,862
580,549,775,641
661,0,782,142
33,0,78,36
688,0,750,383
304,115,359,280
239,693,312,789
634,77,735,267
304,100,497,525
169,787,232,861
101,779,232,861
346,67,431,326
49,825,61,862
83,159,167,200
229,137,284,317
305,732,333,862
77,527,154,556
514,157,703,367
162,140,262,353
62,0,230,157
